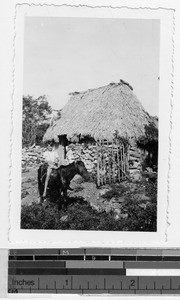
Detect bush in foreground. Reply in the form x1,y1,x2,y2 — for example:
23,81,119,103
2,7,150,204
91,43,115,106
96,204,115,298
21,194,156,232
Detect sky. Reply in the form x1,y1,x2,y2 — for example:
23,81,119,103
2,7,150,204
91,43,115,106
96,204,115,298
23,17,160,116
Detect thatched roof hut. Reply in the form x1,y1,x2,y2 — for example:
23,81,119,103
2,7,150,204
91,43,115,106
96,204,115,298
43,81,156,143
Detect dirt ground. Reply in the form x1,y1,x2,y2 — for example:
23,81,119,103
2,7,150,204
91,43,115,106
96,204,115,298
21,163,156,221
21,166,39,205
21,159,157,231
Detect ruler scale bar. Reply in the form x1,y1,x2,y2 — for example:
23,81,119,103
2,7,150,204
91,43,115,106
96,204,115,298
8,275,180,290
9,261,66,268
9,255,34,261
10,248,180,255
12,261,180,270
137,256,162,261
66,261,124,268
127,269,180,276
125,262,180,269
8,248,180,295
111,255,136,261
163,256,180,261
9,268,127,275
86,255,109,260
12,289,180,295
35,255,85,260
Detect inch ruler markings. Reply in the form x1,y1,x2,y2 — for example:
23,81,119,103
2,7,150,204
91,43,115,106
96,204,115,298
8,248,180,294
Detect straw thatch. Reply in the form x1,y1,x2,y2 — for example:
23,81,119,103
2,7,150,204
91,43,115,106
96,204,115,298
43,81,156,143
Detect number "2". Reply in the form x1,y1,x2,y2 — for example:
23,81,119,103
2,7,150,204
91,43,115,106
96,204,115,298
130,280,135,287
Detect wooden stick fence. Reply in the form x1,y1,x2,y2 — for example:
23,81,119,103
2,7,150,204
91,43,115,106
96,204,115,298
96,139,129,186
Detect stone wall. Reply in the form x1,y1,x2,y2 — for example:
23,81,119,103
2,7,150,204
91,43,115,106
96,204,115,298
66,143,97,176
128,141,143,181
22,141,144,181
22,146,46,171
66,141,143,181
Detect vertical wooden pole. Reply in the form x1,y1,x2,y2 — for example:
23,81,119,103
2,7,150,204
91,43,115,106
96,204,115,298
96,140,100,186
100,140,103,186
103,140,107,185
122,144,125,179
100,140,103,185
111,141,113,183
117,141,121,182
126,145,129,174
112,140,115,183
124,145,127,176
100,140,102,186
104,140,106,185
114,141,117,183
114,138,117,183
102,139,104,185
108,141,111,184
120,145,123,180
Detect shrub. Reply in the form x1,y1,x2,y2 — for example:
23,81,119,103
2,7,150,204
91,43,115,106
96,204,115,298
101,184,128,199
21,203,61,229
21,193,156,232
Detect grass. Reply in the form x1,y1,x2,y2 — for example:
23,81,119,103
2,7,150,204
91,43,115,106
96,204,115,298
101,184,128,199
21,168,157,231
21,200,156,231
21,179,157,231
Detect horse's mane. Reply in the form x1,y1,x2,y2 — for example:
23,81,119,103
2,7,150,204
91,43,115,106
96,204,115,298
59,161,76,169
60,160,84,168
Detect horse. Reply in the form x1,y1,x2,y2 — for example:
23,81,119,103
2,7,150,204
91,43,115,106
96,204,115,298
37,161,90,208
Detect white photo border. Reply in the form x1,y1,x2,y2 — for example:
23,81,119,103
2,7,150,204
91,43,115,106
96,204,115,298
9,4,174,246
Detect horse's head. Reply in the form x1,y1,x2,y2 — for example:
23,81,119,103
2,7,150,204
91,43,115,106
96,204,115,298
75,161,90,181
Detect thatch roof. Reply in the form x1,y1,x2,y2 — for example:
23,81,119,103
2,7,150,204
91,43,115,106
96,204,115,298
43,81,157,143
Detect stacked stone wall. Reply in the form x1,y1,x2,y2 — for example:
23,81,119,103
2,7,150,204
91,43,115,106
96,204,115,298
128,144,143,180
22,141,144,181
67,141,143,181
67,144,97,176
22,146,46,170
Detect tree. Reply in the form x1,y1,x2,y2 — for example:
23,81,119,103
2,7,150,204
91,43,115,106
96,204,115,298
22,95,52,147
137,119,158,169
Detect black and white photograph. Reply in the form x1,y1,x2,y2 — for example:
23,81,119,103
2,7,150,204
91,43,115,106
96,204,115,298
20,15,160,232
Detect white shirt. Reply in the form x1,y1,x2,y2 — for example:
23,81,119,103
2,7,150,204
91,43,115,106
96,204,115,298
44,147,74,166
43,150,59,165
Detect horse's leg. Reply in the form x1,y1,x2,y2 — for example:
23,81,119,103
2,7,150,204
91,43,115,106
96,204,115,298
40,195,44,204
39,189,44,204
63,189,67,198
59,174,68,208
63,189,68,209
38,168,44,204
58,188,62,210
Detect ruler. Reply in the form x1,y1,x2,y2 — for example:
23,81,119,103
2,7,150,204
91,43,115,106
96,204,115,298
8,248,180,294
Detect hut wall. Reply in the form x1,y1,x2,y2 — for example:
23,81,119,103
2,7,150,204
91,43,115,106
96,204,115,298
66,140,143,182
